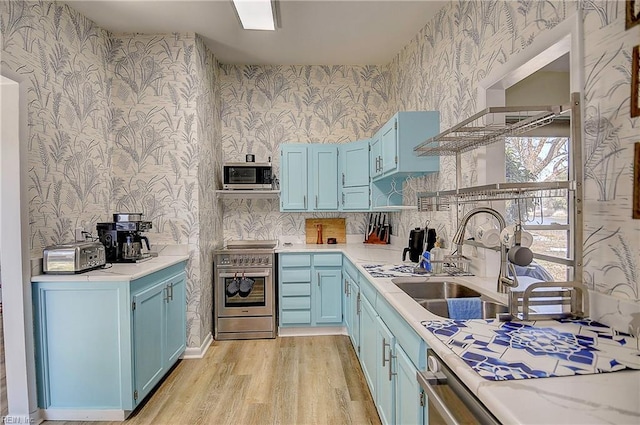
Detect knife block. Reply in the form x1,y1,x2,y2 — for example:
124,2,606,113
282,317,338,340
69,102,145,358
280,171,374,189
364,224,390,244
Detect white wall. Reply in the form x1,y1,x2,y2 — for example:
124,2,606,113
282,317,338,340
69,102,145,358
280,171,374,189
0,73,38,420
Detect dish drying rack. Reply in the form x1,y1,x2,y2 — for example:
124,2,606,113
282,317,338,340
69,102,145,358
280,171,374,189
412,93,587,321
503,267,590,321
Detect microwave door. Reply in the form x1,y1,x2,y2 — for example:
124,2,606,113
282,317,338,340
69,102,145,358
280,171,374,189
229,167,256,184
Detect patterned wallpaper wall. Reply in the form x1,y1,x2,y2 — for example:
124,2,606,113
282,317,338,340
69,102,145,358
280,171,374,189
0,1,221,348
218,64,392,240
385,0,639,307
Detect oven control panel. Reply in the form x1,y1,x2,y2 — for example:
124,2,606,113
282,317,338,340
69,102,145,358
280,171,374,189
217,253,272,267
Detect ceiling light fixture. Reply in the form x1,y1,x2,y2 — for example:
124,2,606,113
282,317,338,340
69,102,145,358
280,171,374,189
232,0,276,31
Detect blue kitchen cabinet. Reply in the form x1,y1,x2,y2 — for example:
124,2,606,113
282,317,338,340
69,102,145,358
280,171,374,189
280,144,308,211
371,111,440,183
314,268,343,323
395,343,424,425
132,281,166,403
32,261,187,419
340,139,371,211
341,138,370,187
359,294,378,395
376,315,396,425
370,133,383,179
343,258,361,354
279,253,342,327
310,145,339,210
280,144,339,211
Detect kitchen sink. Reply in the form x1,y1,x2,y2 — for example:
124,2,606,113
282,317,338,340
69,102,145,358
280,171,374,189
391,279,481,299
391,278,508,319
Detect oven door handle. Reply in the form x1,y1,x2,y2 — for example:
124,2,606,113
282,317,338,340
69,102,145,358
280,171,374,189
219,270,271,278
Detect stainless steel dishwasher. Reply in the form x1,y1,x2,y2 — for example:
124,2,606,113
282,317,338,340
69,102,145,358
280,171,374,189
417,350,500,425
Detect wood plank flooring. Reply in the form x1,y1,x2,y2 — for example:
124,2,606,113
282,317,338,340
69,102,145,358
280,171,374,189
45,335,381,425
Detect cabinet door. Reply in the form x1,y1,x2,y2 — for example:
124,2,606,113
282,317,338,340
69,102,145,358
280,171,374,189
310,145,339,210
380,117,398,176
341,139,370,187
343,274,352,334
376,315,395,425
280,144,308,210
370,133,382,178
313,268,342,324
395,343,423,425
359,295,377,396
350,281,361,356
342,186,370,210
132,281,166,404
165,273,186,366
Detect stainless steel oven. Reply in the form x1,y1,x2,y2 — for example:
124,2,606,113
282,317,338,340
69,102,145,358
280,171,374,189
418,350,499,425
214,240,277,340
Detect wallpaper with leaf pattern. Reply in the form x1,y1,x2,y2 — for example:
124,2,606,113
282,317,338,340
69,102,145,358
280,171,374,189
0,1,221,348
1,0,639,344
218,64,391,240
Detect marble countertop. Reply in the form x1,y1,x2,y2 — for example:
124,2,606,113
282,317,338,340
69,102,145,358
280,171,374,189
278,242,640,424
31,255,189,282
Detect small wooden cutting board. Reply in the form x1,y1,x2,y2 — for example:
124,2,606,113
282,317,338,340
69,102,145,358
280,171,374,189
305,218,346,244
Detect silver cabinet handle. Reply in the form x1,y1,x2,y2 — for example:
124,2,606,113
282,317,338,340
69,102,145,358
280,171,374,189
344,279,348,295
342,173,345,185
342,192,345,206
303,195,307,209
163,286,170,303
382,337,390,367
389,350,396,381
356,293,361,315
315,195,318,209
169,283,174,301
317,272,320,286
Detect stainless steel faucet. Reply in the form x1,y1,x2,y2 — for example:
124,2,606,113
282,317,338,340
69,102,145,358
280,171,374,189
452,207,517,293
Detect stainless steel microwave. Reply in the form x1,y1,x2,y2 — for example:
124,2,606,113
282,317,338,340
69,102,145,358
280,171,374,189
223,162,272,190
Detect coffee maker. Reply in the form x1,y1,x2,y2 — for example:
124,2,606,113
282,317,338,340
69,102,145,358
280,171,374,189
402,228,425,263
97,213,152,263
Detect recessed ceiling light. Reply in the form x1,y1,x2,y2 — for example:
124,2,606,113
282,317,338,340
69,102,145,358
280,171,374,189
232,0,276,31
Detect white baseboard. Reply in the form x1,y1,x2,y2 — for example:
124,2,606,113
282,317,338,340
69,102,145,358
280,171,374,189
278,326,347,337
181,332,213,359
39,408,128,421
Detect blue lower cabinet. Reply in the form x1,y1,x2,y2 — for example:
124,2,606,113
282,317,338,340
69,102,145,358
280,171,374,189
395,343,424,425
279,253,342,327
376,315,395,425
32,262,187,418
360,294,378,395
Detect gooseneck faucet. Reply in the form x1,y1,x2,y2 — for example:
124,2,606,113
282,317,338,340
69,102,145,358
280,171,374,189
452,207,517,293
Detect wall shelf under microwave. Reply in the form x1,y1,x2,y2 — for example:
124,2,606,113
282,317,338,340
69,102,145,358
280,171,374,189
215,190,280,200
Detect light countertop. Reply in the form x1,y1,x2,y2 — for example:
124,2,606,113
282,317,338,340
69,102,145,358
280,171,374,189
31,255,189,282
278,243,640,425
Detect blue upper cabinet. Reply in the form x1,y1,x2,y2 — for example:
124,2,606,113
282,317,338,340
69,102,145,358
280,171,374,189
371,111,440,182
280,144,339,211
340,139,371,211
341,139,370,187
309,145,339,210
280,144,309,211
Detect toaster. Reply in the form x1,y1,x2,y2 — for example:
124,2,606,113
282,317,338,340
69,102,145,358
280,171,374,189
43,241,106,274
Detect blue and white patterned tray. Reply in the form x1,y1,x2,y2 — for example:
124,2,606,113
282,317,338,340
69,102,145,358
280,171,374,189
422,318,640,381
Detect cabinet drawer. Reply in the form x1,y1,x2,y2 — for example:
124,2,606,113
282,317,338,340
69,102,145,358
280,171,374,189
359,275,378,308
313,253,342,267
280,269,311,283
281,296,311,310
281,310,311,325
376,295,426,369
279,254,311,267
280,283,311,296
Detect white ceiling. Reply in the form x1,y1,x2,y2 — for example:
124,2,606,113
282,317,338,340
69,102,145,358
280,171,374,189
66,0,446,65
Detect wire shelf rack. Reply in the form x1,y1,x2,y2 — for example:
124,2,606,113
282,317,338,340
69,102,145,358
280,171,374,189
417,181,573,211
414,104,571,156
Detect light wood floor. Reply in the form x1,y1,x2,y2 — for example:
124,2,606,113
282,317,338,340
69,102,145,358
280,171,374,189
45,335,381,425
